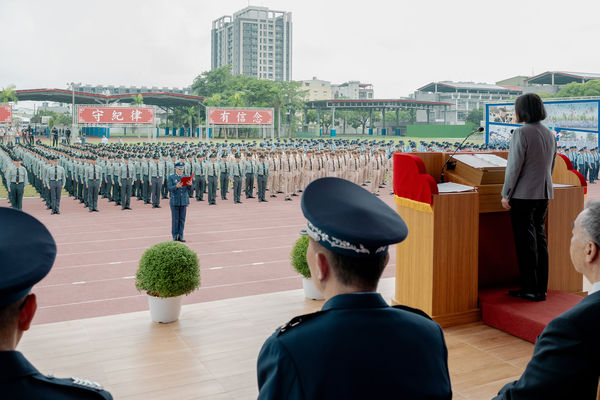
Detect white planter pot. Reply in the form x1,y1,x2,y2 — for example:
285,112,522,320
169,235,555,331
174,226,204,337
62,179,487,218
147,294,182,323
302,277,324,300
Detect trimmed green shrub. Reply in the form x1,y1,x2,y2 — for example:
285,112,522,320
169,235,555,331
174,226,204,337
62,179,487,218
291,235,311,278
136,241,200,297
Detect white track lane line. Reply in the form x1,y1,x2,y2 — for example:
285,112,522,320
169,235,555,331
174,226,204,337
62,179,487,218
54,234,300,257
40,259,292,288
38,276,298,309
56,224,304,246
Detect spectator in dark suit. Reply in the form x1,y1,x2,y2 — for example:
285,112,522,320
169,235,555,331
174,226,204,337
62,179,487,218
257,177,451,400
167,161,190,242
501,93,557,301
0,208,112,399
494,201,600,399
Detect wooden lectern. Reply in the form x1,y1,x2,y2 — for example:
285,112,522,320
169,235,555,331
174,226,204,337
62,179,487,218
392,152,586,327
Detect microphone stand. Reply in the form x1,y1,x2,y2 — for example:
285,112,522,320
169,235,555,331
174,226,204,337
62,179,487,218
440,127,483,183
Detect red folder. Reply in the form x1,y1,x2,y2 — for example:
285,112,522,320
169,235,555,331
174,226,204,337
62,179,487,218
180,175,193,187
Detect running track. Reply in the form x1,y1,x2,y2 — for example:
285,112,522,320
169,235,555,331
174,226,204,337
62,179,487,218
1,184,398,324
4,181,598,325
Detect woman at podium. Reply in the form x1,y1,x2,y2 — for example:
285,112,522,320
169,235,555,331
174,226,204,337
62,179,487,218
501,93,557,302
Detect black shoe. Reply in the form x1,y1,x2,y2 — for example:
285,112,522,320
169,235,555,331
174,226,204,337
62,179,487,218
125,207,132,210
298,190,302,192
178,238,186,243
262,199,268,202
285,197,292,201
508,290,525,298
224,197,228,200
508,290,546,302
292,193,298,196
156,205,161,208
270,195,277,198
93,209,99,212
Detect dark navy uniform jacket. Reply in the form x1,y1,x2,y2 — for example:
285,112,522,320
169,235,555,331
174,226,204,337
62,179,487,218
257,293,452,399
494,291,600,399
0,351,112,399
167,174,190,206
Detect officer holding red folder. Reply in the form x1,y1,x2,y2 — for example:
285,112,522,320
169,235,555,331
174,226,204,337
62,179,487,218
167,162,190,242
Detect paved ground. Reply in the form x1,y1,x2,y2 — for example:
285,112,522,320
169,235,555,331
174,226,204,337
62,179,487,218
1,183,397,325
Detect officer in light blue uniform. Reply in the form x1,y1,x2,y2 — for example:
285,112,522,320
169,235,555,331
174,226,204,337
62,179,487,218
167,162,190,242
0,208,113,399
257,177,452,400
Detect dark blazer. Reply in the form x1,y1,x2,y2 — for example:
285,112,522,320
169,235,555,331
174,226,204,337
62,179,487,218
257,293,452,400
502,122,557,200
167,173,190,206
494,291,600,399
0,351,112,399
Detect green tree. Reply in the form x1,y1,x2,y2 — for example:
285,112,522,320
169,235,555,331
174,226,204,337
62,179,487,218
555,80,600,97
466,108,483,126
131,94,144,105
0,85,18,104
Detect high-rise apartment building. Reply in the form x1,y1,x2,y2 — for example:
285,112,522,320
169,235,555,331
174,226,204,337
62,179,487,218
211,6,292,82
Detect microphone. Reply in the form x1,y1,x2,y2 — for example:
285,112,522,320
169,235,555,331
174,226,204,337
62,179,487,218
440,127,484,183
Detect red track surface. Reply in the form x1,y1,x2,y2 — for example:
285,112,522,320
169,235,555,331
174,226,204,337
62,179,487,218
1,184,398,324
4,179,598,326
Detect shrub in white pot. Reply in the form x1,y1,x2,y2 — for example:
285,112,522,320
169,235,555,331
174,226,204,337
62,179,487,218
135,241,200,323
291,235,324,300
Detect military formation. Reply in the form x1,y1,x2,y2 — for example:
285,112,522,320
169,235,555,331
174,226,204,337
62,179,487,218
1,137,515,213
559,146,600,184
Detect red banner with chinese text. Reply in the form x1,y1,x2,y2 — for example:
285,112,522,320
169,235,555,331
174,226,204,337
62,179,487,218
78,106,155,124
207,108,273,125
0,105,12,123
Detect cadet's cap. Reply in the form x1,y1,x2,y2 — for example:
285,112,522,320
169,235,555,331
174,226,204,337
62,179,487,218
300,178,408,258
0,209,56,307
174,162,184,168
235,153,241,159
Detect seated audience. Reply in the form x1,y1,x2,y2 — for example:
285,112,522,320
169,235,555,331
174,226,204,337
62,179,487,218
494,201,600,399
0,207,113,399
256,177,452,399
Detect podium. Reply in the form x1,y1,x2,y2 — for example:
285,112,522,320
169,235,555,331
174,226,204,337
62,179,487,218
392,151,586,327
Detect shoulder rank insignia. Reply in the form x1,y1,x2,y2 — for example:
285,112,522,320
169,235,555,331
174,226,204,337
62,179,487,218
277,310,327,336
71,377,104,390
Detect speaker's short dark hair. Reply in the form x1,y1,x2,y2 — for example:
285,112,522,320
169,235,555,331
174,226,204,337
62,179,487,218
328,251,388,290
515,93,547,123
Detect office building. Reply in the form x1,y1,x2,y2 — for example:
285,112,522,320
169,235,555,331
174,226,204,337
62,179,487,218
211,6,292,81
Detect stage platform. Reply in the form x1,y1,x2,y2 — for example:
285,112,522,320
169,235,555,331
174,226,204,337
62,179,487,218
20,278,535,400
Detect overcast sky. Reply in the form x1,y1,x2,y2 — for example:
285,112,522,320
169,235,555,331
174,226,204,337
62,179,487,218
1,0,598,99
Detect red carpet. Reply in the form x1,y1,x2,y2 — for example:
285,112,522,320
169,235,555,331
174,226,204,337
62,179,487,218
479,288,583,343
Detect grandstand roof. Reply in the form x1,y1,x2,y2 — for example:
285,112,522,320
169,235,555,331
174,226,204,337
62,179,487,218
417,81,522,94
306,99,452,110
525,71,600,85
15,89,204,108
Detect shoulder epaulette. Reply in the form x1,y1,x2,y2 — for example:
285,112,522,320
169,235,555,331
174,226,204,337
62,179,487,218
276,310,328,336
392,305,433,320
32,374,112,399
